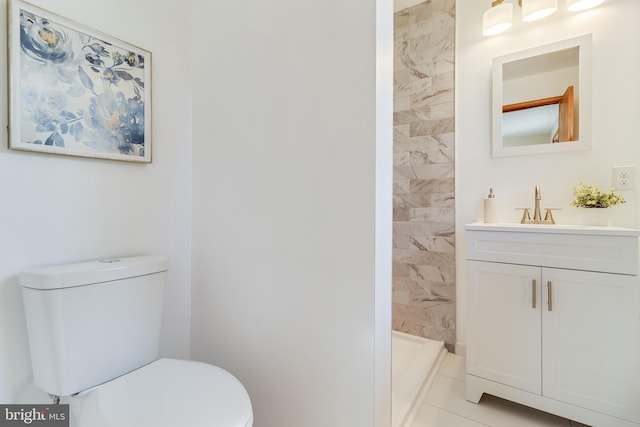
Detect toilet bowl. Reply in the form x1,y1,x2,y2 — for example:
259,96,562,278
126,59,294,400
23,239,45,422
19,255,253,427
70,359,253,427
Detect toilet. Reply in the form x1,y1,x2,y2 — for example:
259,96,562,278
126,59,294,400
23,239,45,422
19,255,253,427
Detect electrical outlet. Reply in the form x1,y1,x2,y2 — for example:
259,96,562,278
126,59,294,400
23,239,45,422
612,165,636,190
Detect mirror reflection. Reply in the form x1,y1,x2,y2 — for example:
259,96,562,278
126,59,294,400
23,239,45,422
491,35,592,157
503,85,573,147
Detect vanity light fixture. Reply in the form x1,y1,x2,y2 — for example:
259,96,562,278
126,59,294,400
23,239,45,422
521,0,558,22
483,0,514,36
483,0,605,36
567,0,605,12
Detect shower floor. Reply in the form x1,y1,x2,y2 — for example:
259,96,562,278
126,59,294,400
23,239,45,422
392,330,447,427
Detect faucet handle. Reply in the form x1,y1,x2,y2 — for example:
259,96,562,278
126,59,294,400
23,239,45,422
544,208,561,225
516,208,531,224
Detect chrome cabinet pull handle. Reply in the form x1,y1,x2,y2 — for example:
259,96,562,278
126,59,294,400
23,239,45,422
547,281,553,311
532,279,537,309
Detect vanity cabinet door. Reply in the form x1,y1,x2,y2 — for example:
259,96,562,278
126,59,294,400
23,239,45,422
467,261,542,394
542,268,640,423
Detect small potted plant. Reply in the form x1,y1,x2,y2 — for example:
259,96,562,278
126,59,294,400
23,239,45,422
570,182,625,225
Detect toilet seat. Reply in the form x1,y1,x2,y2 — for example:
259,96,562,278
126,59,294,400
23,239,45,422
70,358,253,427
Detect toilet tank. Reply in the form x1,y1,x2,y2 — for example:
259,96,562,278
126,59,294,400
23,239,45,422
19,255,168,397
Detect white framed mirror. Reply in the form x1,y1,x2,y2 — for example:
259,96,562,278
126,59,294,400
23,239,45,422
491,34,592,157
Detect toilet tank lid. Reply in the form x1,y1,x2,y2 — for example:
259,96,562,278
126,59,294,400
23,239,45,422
19,255,169,290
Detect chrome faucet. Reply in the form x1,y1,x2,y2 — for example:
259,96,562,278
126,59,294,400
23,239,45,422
517,186,559,224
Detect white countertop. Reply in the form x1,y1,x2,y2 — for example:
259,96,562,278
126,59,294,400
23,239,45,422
465,222,640,237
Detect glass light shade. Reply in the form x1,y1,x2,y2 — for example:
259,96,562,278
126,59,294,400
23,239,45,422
521,0,558,22
567,0,605,11
483,2,513,36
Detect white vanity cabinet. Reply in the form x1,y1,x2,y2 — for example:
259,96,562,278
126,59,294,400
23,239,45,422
465,223,640,427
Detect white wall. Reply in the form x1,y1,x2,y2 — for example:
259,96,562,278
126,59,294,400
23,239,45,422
455,0,640,353
0,0,192,403
189,0,393,425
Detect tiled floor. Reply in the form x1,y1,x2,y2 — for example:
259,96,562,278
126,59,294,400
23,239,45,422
409,353,590,427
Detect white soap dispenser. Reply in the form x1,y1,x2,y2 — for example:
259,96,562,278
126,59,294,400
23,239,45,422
484,188,498,223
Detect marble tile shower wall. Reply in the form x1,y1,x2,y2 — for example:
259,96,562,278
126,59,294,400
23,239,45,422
392,0,456,350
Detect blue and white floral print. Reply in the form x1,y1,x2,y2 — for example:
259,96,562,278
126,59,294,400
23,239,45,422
18,8,147,158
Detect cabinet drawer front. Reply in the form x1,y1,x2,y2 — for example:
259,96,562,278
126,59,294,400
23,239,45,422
467,231,638,275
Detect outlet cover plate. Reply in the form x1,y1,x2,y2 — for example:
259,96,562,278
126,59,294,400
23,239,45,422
612,165,636,190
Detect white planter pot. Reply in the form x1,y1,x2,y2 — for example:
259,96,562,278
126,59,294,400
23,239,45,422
579,208,609,226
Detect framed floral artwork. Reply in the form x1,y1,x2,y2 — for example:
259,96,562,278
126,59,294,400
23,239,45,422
7,0,152,162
